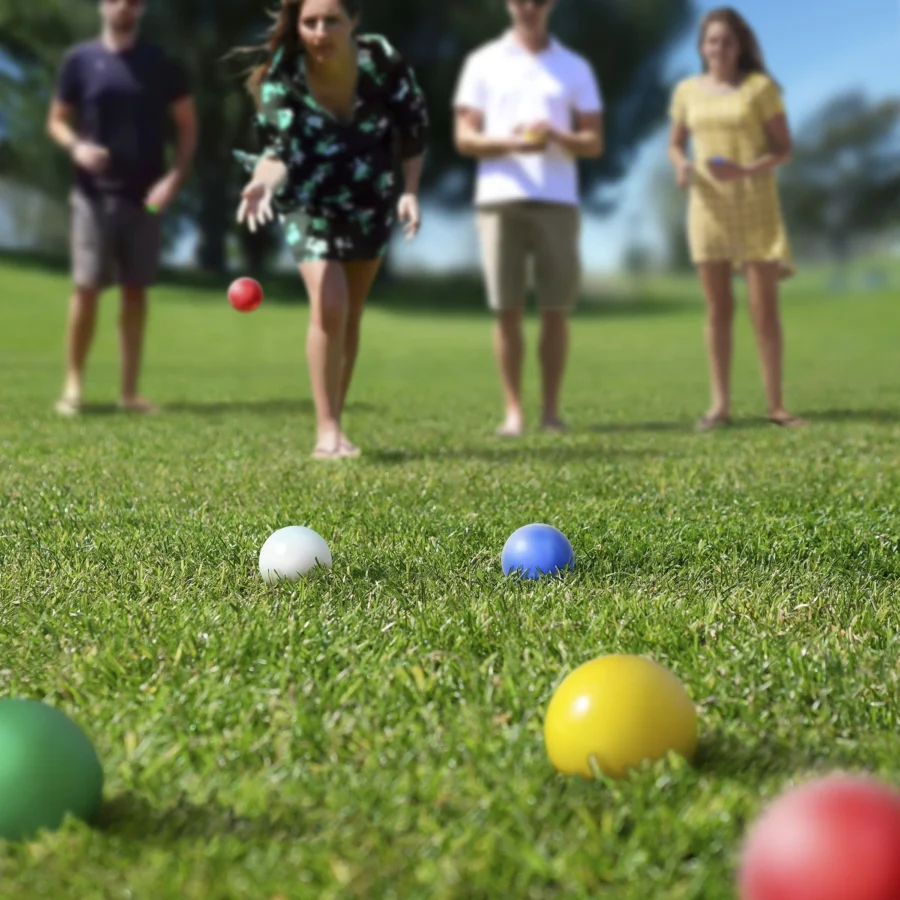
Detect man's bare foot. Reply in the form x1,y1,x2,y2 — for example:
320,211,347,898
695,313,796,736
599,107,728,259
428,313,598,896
55,394,82,417
541,417,567,433
496,411,524,437
119,396,158,415
338,433,361,458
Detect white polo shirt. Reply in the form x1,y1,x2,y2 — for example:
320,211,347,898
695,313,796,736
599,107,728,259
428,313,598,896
453,32,603,207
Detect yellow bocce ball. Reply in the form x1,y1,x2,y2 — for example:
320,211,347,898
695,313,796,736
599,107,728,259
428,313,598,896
543,654,699,779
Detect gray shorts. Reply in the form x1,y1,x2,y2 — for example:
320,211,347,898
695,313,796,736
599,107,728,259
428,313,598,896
70,189,162,290
475,201,582,312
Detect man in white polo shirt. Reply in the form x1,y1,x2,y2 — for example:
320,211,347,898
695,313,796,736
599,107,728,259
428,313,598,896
453,0,604,436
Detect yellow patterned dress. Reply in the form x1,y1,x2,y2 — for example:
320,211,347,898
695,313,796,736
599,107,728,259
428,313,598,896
669,72,793,278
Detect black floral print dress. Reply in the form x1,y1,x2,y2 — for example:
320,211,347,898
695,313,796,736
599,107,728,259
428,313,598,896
234,34,428,263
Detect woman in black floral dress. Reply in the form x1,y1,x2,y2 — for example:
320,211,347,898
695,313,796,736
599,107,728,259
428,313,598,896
235,0,428,460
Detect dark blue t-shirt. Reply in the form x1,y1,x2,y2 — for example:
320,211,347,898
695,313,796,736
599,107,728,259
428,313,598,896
55,39,190,201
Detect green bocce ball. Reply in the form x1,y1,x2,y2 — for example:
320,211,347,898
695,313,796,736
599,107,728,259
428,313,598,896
0,698,103,841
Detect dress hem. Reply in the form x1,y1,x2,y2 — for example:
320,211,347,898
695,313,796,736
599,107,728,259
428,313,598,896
690,256,795,280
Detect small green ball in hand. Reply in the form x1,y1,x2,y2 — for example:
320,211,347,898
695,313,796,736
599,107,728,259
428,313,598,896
0,698,104,841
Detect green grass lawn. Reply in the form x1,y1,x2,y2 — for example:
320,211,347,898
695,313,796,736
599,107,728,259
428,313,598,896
1,255,899,898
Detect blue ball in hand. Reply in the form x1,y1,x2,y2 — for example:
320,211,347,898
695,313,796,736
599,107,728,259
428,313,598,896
502,524,575,580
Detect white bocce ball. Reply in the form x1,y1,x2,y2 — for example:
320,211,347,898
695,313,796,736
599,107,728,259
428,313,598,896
258,526,332,585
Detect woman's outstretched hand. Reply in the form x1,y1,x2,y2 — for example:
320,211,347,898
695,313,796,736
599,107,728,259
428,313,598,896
236,180,275,233
397,193,421,241
236,158,287,233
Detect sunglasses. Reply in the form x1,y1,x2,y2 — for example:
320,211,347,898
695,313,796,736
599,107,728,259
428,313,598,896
103,0,142,7
511,0,551,6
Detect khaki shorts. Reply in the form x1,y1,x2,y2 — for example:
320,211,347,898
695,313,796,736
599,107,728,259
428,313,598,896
475,201,581,312
70,189,162,289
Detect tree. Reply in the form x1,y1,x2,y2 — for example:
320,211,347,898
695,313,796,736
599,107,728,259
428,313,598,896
1,0,694,273
780,91,900,264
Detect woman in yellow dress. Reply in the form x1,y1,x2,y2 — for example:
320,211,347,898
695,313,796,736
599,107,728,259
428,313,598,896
668,7,804,430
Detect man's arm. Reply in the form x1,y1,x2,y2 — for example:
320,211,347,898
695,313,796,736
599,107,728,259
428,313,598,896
46,50,81,154
144,94,197,210
167,95,197,188
452,51,544,160
46,99,79,153
547,110,604,158
144,49,197,209
46,98,109,173
455,108,542,158
541,62,604,158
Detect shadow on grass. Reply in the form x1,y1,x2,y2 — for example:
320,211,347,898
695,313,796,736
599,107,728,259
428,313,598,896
694,729,862,779
97,791,310,842
589,420,692,435
634,409,900,433
163,398,378,416
588,416,789,435
71,399,377,416
164,398,316,416
799,408,900,425
365,443,668,465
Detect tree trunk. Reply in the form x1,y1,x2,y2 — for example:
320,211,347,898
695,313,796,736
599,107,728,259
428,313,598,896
195,169,229,274
238,227,278,278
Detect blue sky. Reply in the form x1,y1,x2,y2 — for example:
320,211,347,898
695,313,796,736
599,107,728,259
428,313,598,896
397,0,900,274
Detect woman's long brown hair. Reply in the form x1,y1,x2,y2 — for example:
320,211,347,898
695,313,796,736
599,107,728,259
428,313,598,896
244,1,302,105
698,7,772,79
242,0,361,105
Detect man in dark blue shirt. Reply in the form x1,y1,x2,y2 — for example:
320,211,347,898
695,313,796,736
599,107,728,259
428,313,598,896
47,0,196,415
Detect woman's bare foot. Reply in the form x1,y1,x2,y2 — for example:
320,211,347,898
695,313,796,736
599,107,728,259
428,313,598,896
55,393,82,417
312,426,341,461
312,438,340,460
769,409,806,429
695,409,730,432
338,433,361,458
496,410,524,437
119,396,158,415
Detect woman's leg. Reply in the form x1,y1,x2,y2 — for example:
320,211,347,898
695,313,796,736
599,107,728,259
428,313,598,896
298,260,349,458
745,261,803,426
696,261,735,428
336,258,383,456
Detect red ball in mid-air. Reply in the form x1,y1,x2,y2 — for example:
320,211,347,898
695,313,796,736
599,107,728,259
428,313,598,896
228,277,263,313
738,774,900,900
